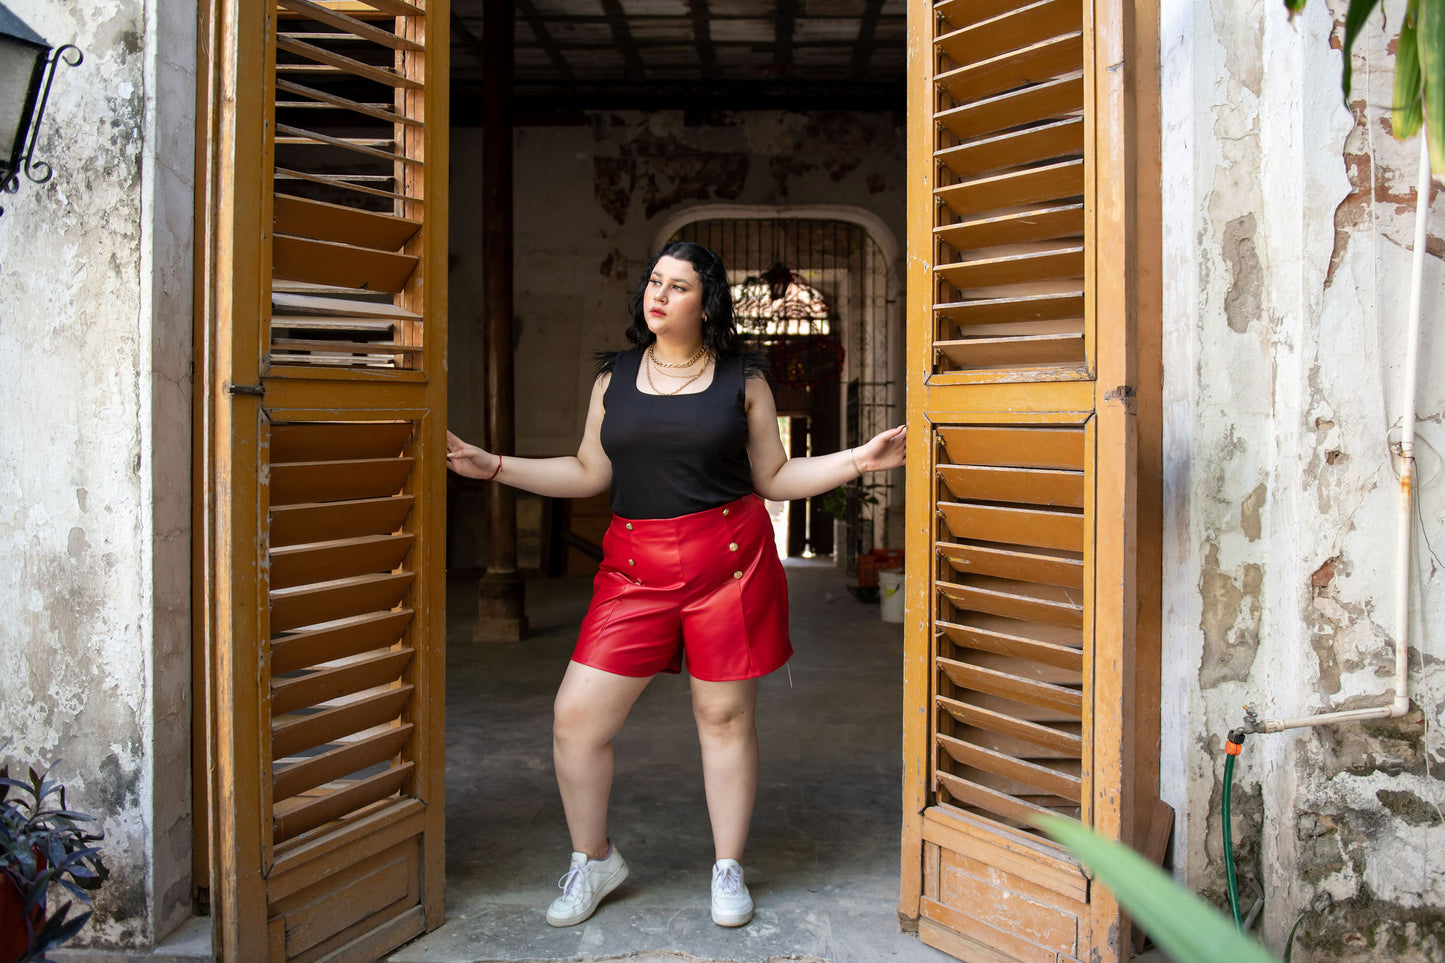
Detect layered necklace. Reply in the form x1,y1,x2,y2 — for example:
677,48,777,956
645,343,710,396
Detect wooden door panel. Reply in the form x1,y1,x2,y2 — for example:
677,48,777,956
904,0,1160,958
202,0,446,957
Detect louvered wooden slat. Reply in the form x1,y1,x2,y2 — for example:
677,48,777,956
937,542,1084,588
344,0,423,16
934,0,1020,31
274,235,419,293
938,426,1084,468
273,725,412,802
937,33,1085,105
272,292,420,320
936,75,1084,147
937,657,1083,714
939,577,1084,628
946,765,1078,810
273,319,395,335
272,458,414,505
938,503,1084,552
275,167,414,204
935,292,1084,329
937,160,1083,219
951,725,1078,761
937,119,1084,181
937,246,1084,290
272,422,413,461
270,496,414,547
271,533,414,590
937,464,1083,507
275,35,422,89
945,610,1082,649
274,762,413,843
272,610,414,675
275,122,414,167
936,204,1084,253
939,733,1082,802
935,334,1086,371
274,195,421,251
276,0,423,51
276,1,404,21
961,691,1080,724
272,685,413,759
936,1,1083,71
272,648,415,715
271,571,414,632
964,650,1084,686
937,694,1083,755
937,771,1074,825
275,79,419,127
939,618,1082,670
271,339,423,355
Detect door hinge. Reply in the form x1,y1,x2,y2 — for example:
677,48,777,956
227,383,265,397
1103,384,1136,411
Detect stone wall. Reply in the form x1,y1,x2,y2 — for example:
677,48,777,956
1160,0,1445,956
0,0,194,948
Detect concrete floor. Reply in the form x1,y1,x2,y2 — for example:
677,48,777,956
389,558,953,963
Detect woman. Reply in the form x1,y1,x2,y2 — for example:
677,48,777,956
447,240,906,929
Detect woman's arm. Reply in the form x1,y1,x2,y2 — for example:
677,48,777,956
745,376,906,501
446,374,613,499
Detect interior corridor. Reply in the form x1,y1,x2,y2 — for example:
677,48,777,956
390,559,950,963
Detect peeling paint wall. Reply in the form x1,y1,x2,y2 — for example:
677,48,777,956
448,110,905,463
1161,0,1445,956
0,0,194,949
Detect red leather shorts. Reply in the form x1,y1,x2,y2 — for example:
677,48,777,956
573,494,792,681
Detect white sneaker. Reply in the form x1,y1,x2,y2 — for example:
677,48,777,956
545,845,629,927
710,858,753,927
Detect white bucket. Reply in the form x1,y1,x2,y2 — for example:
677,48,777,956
878,568,904,623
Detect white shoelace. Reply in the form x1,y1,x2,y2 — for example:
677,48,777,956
558,862,591,899
713,863,743,895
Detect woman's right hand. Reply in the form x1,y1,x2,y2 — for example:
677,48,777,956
446,430,501,479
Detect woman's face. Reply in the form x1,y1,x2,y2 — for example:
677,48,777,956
644,255,705,341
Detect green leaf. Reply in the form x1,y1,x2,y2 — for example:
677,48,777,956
1341,0,1385,101
1397,10,1425,139
1284,0,1309,18
1036,816,1280,963
1421,0,1445,172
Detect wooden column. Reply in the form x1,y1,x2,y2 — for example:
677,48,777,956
477,0,527,642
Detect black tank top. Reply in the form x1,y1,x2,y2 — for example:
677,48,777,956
600,348,755,519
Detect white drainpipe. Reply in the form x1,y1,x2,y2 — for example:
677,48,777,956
1251,133,1426,734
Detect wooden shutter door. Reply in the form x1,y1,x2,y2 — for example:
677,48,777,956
900,1,1160,961
198,0,448,959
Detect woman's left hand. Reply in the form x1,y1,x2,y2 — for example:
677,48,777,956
855,424,907,473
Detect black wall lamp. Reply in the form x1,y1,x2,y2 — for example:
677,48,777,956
0,2,81,217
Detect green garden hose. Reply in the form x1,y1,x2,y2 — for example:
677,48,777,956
1223,728,1248,931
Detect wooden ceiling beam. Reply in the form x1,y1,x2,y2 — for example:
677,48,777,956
774,0,798,73
689,0,716,80
599,0,646,79
514,0,573,80
450,80,904,119
850,0,886,80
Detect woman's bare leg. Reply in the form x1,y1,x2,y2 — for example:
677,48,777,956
553,660,653,857
690,677,759,862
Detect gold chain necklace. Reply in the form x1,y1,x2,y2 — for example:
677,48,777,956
646,349,710,395
648,343,706,368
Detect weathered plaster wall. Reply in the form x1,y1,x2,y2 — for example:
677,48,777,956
0,0,194,949
448,110,906,458
1161,0,1445,956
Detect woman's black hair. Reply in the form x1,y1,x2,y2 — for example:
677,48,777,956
595,240,769,380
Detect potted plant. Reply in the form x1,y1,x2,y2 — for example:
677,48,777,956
0,755,108,962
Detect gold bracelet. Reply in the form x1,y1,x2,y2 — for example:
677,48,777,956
849,448,863,477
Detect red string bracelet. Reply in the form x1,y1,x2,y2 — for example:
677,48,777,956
487,455,503,481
